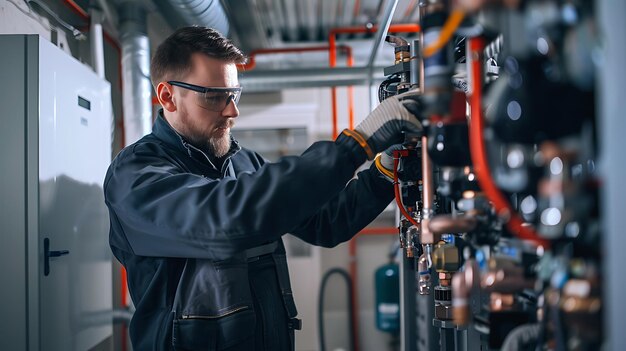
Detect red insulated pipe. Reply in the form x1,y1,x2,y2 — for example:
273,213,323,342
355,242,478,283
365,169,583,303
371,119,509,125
62,0,89,19
467,37,550,249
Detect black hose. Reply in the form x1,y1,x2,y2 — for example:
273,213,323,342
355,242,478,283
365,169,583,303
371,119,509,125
501,323,542,351
318,268,355,351
378,74,402,102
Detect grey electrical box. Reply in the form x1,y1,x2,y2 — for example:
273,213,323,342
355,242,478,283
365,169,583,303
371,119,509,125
0,35,113,351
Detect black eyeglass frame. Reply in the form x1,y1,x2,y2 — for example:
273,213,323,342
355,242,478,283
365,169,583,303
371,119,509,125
167,80,243,107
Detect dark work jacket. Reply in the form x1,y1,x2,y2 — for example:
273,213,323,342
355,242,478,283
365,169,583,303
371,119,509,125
104,114,394,350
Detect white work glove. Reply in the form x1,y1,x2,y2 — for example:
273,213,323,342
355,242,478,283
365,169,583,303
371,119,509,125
341,91,423,160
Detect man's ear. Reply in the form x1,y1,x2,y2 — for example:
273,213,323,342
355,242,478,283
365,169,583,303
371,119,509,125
157,82,177,112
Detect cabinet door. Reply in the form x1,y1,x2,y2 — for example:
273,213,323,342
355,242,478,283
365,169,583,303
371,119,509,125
38,38,113,351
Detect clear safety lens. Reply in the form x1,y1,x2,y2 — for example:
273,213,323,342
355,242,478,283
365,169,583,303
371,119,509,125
197,89,241,112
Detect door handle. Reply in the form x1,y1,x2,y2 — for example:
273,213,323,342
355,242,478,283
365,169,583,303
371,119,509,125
44,237,69,276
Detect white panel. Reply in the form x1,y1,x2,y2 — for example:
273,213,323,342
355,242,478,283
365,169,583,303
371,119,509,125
37,37,113,351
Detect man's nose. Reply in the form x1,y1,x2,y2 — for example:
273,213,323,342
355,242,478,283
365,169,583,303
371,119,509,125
222,97,239,118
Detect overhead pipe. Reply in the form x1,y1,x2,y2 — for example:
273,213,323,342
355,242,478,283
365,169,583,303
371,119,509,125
239,66,388,91
63,0,88,18
467,36,550,248
238,45,353,72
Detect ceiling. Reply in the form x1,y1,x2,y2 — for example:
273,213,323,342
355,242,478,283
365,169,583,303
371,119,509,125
221,0,421,51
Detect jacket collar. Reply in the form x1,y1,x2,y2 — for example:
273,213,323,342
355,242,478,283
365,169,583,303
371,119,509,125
152,111,241,172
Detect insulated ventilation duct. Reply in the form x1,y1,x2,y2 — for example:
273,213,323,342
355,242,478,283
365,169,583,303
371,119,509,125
119,2,152,146
153,0,229,35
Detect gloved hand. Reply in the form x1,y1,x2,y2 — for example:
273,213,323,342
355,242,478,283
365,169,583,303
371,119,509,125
375,144,403,182
341,91,423,160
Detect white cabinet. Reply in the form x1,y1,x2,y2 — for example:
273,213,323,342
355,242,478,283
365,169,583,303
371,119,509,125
0,35,112,351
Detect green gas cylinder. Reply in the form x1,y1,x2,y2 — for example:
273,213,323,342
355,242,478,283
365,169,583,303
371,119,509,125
374,262,400,333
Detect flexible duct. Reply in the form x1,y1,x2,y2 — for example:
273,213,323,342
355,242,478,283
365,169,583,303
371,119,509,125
154,0,229,35
119,2,152,146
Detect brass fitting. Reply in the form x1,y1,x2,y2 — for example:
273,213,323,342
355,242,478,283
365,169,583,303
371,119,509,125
433,240,460,273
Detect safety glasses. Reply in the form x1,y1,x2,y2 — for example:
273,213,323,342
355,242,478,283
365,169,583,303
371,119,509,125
168,81,242,112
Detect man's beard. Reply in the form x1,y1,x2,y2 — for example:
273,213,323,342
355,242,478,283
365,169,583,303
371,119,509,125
207,132,232,158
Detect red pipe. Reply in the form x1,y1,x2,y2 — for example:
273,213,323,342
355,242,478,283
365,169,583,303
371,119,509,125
347,52,355,130
357,227,397,235
353,0,361,18
467,37,550,248
237,46,351,71
62,0,89,19
394,154,420,227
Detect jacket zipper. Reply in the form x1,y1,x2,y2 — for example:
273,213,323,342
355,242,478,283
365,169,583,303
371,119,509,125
181,306,249,320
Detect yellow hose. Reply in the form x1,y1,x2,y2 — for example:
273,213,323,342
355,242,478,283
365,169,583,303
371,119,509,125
423,10,466,58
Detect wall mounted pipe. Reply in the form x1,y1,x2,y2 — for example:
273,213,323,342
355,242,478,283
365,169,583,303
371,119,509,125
89,6,105,78
119,2,152,146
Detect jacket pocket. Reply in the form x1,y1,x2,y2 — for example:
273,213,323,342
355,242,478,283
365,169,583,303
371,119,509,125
172,307,256,351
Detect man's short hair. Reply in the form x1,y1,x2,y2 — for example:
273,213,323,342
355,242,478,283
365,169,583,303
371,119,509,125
150,26,246,88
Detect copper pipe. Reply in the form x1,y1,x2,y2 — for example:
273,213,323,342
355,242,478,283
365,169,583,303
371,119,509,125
420,135,439,244
481,259,535,293
429,214,478,235
452,259,479,325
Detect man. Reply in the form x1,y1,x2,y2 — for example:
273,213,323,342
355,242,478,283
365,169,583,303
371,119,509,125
104,26,421,350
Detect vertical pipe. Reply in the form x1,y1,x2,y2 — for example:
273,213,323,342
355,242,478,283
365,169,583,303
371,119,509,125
89,7,105,78
420,136,436,244
347,49,355,129
119,2,152,146
410,38,420,88
329,33,339,138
